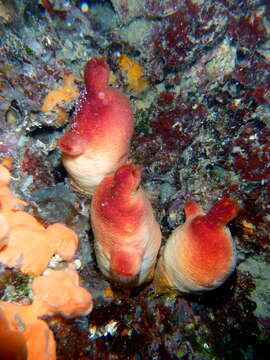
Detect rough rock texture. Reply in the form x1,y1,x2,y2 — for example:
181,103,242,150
110,0,185,22
0,0,270,359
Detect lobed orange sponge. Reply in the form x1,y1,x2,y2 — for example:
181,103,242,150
41,75,79,113
0,308,28,360
31,267,93,318
154,199,239,294
41,74,79,124
0,223,78,275
0,165,78,275
0,302,55,360
58,57,134,194
91,162,161,286
0,152,93,359
23,320,56,360
0,213,9,249
0,266,93,360
0,164,26,212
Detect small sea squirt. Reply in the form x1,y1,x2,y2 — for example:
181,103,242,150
58,57,134,194
154,199,239,294
91,162,161,286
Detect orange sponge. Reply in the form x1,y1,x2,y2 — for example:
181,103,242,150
0,266,93,360
0,213,9,249
0,308,28,360
0,222,78,275
118,54,148,94
31,267,93,318
0,165,78,275
23,320,56,360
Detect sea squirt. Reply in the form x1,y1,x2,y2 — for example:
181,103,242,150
154,199,239,294
91,162,161,287
58,57,134,194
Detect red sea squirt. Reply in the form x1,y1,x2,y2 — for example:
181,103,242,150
154,199,239,293
58,58,134,194
91,162,161,286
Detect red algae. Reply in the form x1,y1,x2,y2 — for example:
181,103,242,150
228,12,268,49
232,60,270,89
21,148,55,189
152,92,207,150
40,0,67,20
157,91,175,107
250,86,270,105
153,1,228,71
233,123,270,182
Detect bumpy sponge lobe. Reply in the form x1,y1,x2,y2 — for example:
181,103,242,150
91,162,161,286
154,199,238,294
23,320,56,360
31,267,93,318
58,57,134,194
0,266,93,360
0,308,28,360
0,213,9,249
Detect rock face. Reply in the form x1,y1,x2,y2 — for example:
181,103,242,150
1,0,270,358
110,0,184,22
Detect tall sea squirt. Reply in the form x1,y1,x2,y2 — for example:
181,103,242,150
154,199,239,294
58,57,134,194
91,162,161,286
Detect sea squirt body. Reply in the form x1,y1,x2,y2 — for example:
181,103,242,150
91,162,161,287
58,57,134,194
154,199,239,294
